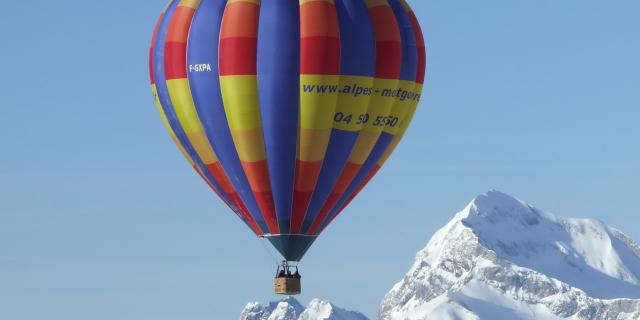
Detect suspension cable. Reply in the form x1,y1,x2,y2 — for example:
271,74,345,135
257,236,281,267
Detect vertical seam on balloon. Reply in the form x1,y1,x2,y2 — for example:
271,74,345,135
248,0,280,235
314,0,423,235
180,0,265,235
319,3,426,235
289,0,341,234
290,79,302,234
183,0,264,235
299,0,377,234
161,0,265,234
177,1,264,234
255,0,301,235
187,0,271,236
219,0,280,235
303,0,403,235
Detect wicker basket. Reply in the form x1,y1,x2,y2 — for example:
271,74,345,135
274,277,301,295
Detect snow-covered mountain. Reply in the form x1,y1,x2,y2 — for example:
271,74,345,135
240,297,369,320
379,190,640,320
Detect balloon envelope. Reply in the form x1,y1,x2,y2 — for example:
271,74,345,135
149,0,426,261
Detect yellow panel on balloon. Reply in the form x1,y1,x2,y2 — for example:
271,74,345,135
151,84,194,166
219,75,263,131
333,75,375,132
383,80,417,135
166,78,204,134
299,75,340,130
361,78,399,133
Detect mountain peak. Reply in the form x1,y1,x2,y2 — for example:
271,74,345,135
456,190,538,222
240,297,304,320
240,298,369,320
300,299,368,320
471,189,527,211
456,191,640,295
380,191,640,320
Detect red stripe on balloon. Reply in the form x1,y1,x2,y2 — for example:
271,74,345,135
206,163,264,235
317,164,381,235
368,5,401,79
375,41,402,79
164,42,188,80
300,37,340,74
240,160,280,234
164,5,195,80
290,160,324,233
219,38,258,75
306,162,361,235
195,165,242,222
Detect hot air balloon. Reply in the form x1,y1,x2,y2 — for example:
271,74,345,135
149,0,425,295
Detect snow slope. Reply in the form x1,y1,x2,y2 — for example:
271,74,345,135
240,297,369,320
379,190,640,320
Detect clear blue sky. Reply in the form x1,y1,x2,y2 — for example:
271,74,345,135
1,1,638,319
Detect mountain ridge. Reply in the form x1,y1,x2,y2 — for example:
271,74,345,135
240,297,369,320
378,190,640,320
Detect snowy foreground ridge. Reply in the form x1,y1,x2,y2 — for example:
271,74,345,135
241,191,640,319
379,190,640,320
240,297,369,320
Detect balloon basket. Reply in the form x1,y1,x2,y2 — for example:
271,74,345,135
274,277,301,295
274,261,301,295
